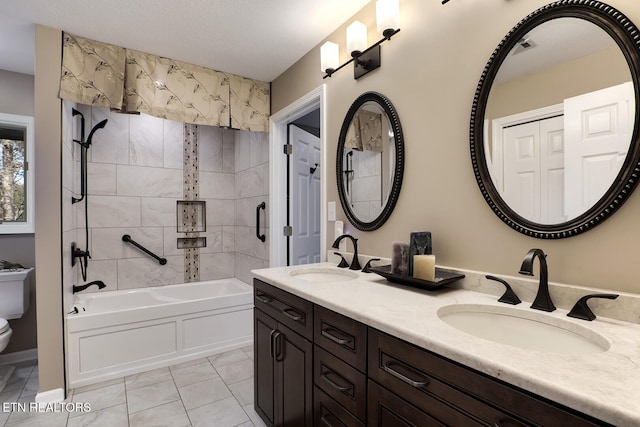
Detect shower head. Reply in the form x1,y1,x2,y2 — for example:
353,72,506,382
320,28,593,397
86,119,108,146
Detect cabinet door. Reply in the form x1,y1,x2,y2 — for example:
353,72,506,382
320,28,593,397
255,309,278,426
275,321,313,427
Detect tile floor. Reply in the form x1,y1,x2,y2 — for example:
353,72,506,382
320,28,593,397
0,346,267,427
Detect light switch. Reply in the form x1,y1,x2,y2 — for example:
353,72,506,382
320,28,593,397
328,201,336,221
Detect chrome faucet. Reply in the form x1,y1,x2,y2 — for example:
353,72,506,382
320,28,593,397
73,280,106,294
331,234,362,270
519,248,556,312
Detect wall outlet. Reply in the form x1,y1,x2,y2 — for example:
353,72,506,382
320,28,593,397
328,201,336,221
335,220,346,251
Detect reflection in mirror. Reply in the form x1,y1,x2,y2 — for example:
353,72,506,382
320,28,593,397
342,102,395,222
470,1,640,238
485,18,633,225
0,112,34,234
337,92,404,231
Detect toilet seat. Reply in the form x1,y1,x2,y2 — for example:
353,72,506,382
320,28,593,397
0,318,9,335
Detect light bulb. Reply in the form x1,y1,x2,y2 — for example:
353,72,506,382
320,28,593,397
320,41,339,73
347,21,367,57
376,0,400,39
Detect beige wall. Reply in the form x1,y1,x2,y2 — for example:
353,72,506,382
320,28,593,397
272,0,640,295
0,69,34,116
34,25,64,393
0,70,37,354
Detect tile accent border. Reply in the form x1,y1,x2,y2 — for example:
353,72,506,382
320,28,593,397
183,123,201,282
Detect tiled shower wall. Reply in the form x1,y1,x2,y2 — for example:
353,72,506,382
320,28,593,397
62,102,269,298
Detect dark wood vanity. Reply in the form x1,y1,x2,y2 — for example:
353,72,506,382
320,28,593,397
253,279,609,427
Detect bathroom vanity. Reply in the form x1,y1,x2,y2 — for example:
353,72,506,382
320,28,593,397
252,263,640,427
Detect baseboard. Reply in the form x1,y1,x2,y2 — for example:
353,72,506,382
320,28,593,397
35,388,65,403
0,348,37,364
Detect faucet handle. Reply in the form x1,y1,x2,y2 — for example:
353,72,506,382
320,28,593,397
486,275,522,305
362,258,381,273
567,294,619,321
333,252,350,268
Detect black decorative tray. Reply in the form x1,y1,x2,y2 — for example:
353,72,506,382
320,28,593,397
368,264,465,291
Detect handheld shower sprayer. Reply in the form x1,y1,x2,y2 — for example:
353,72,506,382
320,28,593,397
70,113,109,281
86,119,108,147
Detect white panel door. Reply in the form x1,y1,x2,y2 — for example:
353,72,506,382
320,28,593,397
503,121,540,221
564,81,634,218
502,115,565,223
290,126,321,265
539,115,565,223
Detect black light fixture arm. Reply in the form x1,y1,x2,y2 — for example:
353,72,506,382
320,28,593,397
323,29,400,79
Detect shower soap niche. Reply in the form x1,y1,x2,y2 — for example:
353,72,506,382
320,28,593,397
177,237,207,249
177,201,206,233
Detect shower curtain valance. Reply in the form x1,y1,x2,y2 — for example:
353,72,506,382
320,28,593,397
124,49,230,126
59,33,126,109
59,33,270,131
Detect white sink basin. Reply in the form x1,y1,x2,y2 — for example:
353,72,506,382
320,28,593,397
288,267,359,283
437,304,609,354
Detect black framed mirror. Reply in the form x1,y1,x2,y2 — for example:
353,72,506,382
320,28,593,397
470,0,640,239
337,92,404,231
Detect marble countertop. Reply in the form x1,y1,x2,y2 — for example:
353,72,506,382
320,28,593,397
252,262,640,427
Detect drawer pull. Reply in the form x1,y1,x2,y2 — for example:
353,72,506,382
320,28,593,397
319,408,344,427
320,415,334,427
321,328,352,346
256,293,272,304
321,370,353,394
494,416,528,427
281,307,304,322
382,362,430,388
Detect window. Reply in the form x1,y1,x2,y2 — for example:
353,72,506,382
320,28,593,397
0,113,34,234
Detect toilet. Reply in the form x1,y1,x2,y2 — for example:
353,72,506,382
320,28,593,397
0,318,11,353
0,267,32,393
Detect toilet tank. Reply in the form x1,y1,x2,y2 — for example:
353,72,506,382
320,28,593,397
0,268,33,319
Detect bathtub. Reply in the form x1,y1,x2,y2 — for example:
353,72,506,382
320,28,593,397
66,278,254,388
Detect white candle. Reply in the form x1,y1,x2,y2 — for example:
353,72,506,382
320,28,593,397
413,255,436,281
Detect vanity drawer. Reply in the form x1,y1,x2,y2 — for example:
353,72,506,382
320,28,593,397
367,379,482,427
368,329,607,427
314,346,367,422
254,279,313,340
314,305,367,372
314,386,364,427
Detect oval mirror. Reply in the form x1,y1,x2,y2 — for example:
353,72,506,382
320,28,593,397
337,92,404,231
470,0,640,238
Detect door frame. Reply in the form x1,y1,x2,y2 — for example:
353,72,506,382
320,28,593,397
269,85,327,267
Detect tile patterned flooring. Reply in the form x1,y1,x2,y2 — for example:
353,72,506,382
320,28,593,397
0,346,267,427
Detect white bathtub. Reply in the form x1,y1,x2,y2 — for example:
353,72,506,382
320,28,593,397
66,278,254,388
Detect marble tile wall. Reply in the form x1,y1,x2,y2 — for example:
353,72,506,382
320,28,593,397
62,106,270,293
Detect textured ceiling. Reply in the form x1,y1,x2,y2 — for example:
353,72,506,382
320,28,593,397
0,0,371,81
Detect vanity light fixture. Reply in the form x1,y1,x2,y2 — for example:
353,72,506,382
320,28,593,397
322,0,400,80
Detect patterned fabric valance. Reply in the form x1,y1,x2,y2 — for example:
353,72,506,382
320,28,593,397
59,34,126,109
229,74,270,132
59,33,270,131
125,49,230,127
